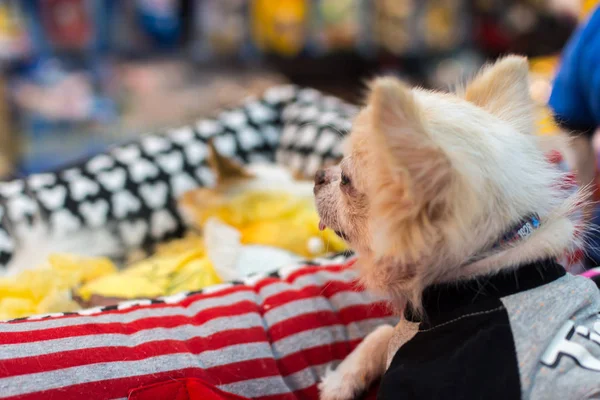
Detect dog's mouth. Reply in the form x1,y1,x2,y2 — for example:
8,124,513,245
334,230,350,241
319,220,349,241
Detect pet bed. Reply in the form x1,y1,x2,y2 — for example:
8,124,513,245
0,86,588,399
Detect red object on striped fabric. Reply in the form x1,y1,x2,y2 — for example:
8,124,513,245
128,378,250,400
0,262,396,400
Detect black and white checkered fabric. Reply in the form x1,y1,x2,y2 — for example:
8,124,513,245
0,86,357,269
277,88,358,177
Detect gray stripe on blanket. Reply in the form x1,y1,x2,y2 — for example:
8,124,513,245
0,313,264,360
257,270,357,299
219,376,292,398
270,317,398,359
291,270,358,288
263,292,387,327
264,297,335,326
218,362,331,398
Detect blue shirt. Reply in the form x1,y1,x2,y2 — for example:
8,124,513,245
548,7,600,131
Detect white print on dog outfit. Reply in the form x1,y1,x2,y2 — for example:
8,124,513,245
502,273,600,400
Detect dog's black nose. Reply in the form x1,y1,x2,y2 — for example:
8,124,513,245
314,169,327,186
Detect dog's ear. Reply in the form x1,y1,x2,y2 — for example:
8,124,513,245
368,77,455,262
465,55,534,135
369,77,453,213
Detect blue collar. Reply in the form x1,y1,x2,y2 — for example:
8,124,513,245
492,213,541,250
465,213,542,264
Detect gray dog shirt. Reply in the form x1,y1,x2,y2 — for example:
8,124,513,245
379,259,600,400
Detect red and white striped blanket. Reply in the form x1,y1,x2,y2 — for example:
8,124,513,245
0,257,396,400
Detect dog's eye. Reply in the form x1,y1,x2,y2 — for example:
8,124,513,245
340,173,351,186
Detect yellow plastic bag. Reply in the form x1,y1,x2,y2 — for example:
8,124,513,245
0,254,118,319
48,254,117,283
77,249,222,301
78,275,165,301
0,297,37,320
198,191,347,258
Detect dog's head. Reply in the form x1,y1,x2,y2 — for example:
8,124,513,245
314,56,581,309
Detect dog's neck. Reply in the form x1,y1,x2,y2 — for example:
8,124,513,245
357,208,580,315
471,213,542,261
453,212,578,281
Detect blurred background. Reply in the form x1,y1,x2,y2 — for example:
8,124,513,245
0,0,593,178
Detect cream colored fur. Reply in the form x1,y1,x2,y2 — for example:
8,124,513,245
315,56,585,400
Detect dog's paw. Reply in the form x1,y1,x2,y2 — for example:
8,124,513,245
318,366,363,400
